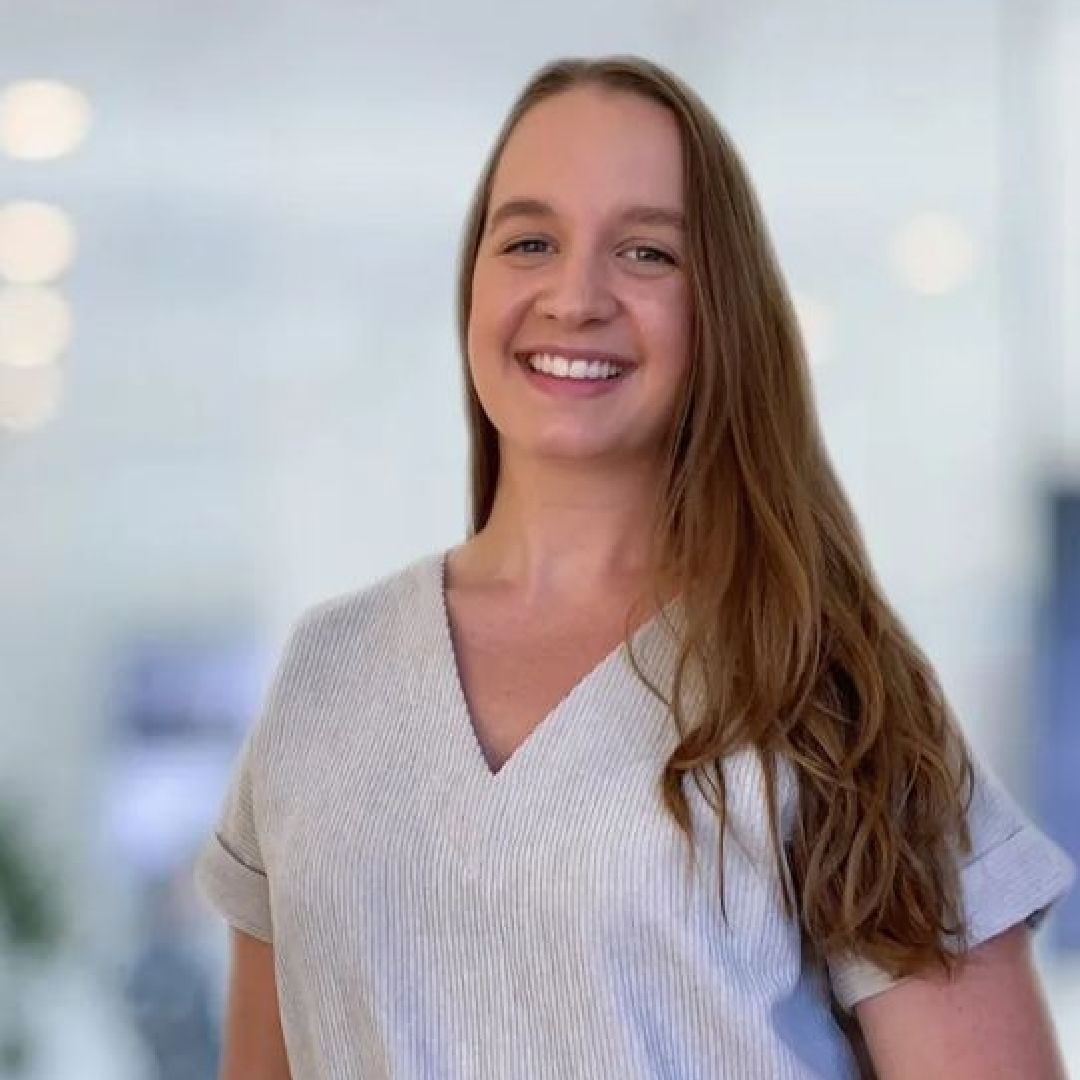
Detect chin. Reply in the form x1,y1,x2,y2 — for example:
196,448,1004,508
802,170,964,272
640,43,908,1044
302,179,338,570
516,433,634,463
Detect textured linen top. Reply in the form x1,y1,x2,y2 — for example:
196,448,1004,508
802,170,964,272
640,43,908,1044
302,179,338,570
195,547,1076,1079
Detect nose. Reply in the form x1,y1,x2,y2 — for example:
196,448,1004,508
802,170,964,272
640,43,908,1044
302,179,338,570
535,246,618,325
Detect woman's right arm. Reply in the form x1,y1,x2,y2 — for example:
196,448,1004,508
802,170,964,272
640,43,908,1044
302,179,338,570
218,928,292,1080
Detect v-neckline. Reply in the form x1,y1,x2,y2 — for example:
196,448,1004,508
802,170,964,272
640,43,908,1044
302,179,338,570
430,547,674,783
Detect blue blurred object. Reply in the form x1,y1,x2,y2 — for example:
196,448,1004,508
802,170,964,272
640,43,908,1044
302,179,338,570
123,875,221,1080
1037,487,1080,949
103,633,269,1075
110,635,268,742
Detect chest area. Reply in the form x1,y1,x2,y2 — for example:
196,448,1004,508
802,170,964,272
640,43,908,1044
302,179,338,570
446,599,639,774
269,736,804,1001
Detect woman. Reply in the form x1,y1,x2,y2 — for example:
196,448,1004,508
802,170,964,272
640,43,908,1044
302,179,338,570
196,55,1076,1078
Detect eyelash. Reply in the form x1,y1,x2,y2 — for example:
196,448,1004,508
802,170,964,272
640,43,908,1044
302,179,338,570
500,238,677,266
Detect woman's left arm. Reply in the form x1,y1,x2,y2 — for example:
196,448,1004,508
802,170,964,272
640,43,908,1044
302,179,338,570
855,923,1069,1079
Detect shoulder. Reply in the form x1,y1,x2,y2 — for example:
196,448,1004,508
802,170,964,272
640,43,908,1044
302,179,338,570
288,549,438,654
257,548,442,720
235,549,443,808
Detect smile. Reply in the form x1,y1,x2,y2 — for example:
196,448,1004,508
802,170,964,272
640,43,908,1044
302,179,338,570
515,352,632,398
522,352,625,381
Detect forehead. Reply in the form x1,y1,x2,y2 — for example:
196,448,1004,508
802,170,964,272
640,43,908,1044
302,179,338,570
489,87,684,211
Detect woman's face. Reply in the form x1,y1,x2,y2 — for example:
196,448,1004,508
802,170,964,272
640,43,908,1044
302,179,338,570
468,86,691,467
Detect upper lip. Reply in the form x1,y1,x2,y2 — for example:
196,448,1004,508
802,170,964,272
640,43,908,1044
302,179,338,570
515,346,636,365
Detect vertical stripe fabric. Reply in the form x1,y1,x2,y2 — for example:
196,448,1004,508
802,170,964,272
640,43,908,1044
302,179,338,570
195,547,1076,1079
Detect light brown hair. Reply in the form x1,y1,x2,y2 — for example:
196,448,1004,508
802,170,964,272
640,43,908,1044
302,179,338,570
454,53,976,1011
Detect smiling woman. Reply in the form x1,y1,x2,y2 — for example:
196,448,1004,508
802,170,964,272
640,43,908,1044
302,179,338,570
195,53,1076,1080
466,86,691,469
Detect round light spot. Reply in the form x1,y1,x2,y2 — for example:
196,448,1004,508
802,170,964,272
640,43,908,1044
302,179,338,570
889,212,977,295
0,285,73,367
0,201,77,284
0,361,63,431
792,291,835,367
0,79,92,161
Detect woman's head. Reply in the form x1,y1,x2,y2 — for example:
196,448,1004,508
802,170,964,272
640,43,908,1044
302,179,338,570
456,54,815,570
465,84,690,479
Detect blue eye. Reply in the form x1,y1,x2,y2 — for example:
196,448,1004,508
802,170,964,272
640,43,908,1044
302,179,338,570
502,238,552,255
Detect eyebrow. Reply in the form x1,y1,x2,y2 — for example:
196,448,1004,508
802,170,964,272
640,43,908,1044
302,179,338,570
486,196,686,234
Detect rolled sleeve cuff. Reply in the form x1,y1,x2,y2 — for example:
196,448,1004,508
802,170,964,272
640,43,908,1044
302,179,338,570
828,823,1076,1012
194,830,274,943
960,822,1076,945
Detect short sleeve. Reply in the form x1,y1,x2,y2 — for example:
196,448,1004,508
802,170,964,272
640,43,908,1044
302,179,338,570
194,719,273,941
827,749,1077,1012
193,612,313,943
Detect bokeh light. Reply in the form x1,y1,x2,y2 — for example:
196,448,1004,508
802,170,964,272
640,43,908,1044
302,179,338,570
0,285,73,366
0,78,92,160
0,359,63,431
889,211,977,295
792,291,835,367
0,200,77,284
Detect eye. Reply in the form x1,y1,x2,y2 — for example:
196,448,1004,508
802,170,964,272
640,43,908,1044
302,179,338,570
501,237,552,255
500,239,677,265
624,245,677,266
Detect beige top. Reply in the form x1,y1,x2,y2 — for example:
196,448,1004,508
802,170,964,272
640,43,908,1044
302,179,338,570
195,547,1076,1079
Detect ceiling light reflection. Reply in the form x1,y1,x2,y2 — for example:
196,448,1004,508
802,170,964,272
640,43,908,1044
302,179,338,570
0,285,73,366
890,212,976,295
0,361,63,432
0,201,77,283
792,291,834,367
0,79,92,161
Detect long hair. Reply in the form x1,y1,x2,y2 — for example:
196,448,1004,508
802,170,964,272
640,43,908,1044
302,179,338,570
453,53,976,1007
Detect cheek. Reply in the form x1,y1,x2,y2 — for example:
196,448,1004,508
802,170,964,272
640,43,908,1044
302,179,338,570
467,275,521,396
469,266,524,347
640,290,690,365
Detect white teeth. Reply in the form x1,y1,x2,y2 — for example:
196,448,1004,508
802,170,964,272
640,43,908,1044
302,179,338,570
524,352,625,380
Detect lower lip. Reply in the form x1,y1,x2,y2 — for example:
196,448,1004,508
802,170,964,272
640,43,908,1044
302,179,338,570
516,357,630,398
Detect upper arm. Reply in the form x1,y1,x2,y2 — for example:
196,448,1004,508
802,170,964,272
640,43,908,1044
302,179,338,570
219,928,292,1080
854,923,1068,1079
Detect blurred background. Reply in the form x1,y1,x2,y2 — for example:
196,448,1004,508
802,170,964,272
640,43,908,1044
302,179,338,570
1,0,1078,1075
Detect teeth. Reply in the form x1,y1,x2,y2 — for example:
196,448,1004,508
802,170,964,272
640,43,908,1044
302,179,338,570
524,352,625,380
